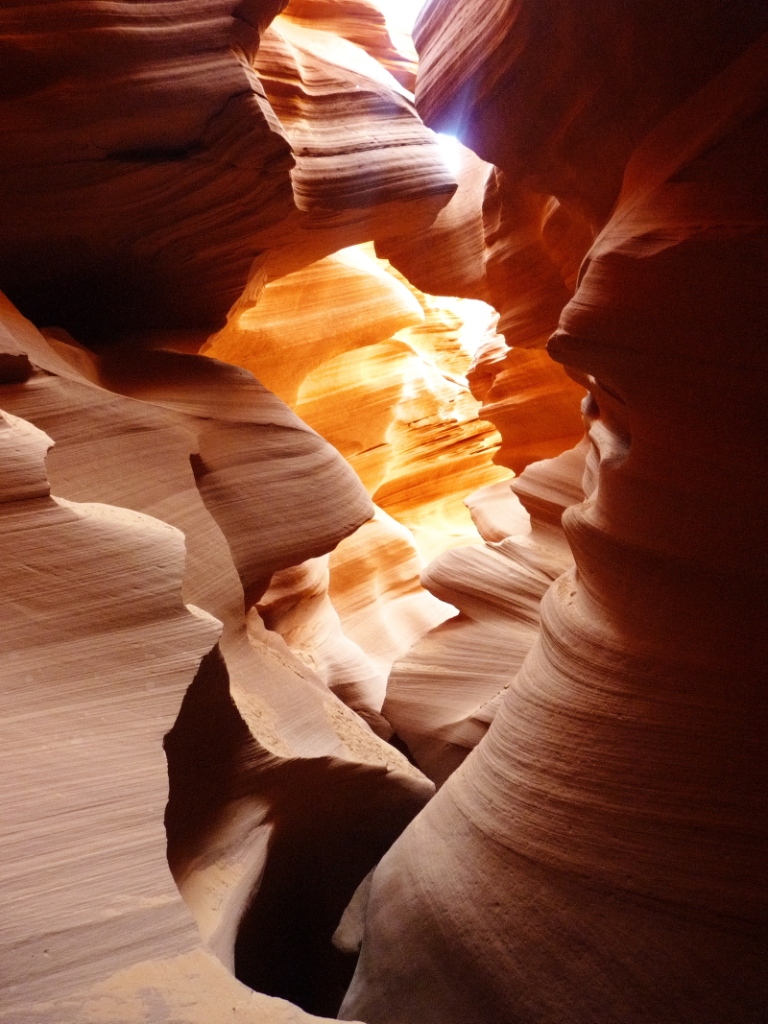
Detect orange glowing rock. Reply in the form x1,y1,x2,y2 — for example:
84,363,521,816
3,1,764,1022
381,132,589,478
282,0,418,91
468,337,586,473
207,241,511,711
204,244,424,406
267,240,580,765
341,5,768,1024
206,237,513,544
383,444,584,786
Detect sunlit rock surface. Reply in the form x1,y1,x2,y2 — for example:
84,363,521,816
385,444,585,786
205,243,424,407
4,0,764,1021
380,126,589,473
341,3,768,1023
236,0,455,288
327,508,455,699
208,242,509,554
0,296,429,1021
207,241,512,716
0,8,457,1015
283,0,419,92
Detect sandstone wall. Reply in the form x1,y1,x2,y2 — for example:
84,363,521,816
341,3,768,1022
2,1,764,1022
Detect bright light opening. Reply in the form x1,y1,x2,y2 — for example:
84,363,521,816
435,133,462,176
378,0,430,33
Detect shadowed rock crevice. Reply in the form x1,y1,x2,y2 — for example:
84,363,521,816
165,645,431,1018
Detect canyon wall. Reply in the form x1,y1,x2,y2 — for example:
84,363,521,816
0,0,454,343
342,1,768,1022
0,2,450,1019
1,1,766,1023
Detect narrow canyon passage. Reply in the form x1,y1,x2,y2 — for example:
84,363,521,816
0,2,766,1023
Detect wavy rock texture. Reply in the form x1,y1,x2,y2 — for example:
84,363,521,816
0,375,357,1024
257,506,459,735
0,6,458,1016
207,240,513,729
0,0,292,341
342,4,768,1023
325,508,455,713
282,0,418,91
240,0,455,280
0,295,431,1021
0,407,212,1021
385,444,586,786
254,554,394,734
0,0,453,343
379,124,588,474
205,242,424,406
4,1,764,1022
210,243,509,553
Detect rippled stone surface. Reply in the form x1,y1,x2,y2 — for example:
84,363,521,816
0,296,427,1022
3,1,764,1021
341,3,768,1022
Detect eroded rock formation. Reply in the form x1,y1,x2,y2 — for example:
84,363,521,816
0,5,464,1014
0,290,436,1021
341,2,768,1022
0,0,453,343
1,0,766,1022
205,239,513,729
384,443,586,786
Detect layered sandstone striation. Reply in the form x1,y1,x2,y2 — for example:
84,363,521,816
342,3,768,1023
3,0,763,1022
0,294,430,1022
0,317,371,1024
0,1,573,1021
0,8,461,1016
206,238,513,729
385,443,586,786
0,0,454,343
379,126,589,473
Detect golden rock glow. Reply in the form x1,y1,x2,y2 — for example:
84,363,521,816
207,241,511,563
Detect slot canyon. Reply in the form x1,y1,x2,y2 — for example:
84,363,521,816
0,0,766,1021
